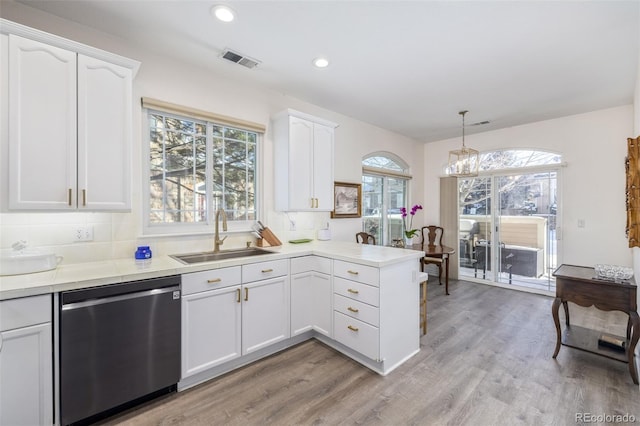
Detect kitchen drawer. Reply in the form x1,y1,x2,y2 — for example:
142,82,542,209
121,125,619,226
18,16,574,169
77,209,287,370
242,259,288,283
333,294,379,327
182,266,242,295
333,311,379,361
333,260,379,286
334,277,379,307
0,294,51,332
290,256,332,275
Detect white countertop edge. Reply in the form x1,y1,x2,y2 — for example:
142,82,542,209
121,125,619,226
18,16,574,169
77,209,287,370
0,242,425,300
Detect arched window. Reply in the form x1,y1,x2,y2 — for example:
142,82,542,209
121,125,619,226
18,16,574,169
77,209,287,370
362,152,411,245
478,149,562,172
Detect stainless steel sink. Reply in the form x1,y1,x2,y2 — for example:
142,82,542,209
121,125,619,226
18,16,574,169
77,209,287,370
170,247,274,264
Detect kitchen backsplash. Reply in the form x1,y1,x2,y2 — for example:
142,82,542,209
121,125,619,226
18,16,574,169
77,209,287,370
0,211,331,265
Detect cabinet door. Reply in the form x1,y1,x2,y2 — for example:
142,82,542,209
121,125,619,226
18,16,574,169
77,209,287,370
0,323,53,425
242,276,290,355
311,271,332,337
8,34,76,209
312,123,334,210
77,55,132,210
290,271,314,336
182,286,241,378
288,116,315,210
291,270,332,338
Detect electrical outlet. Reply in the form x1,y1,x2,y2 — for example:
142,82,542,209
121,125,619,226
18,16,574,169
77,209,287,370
74,226,94,242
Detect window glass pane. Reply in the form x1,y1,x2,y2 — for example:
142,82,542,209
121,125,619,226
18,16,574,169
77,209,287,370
362,155,409,245
479,149,561,172
148,111,257,229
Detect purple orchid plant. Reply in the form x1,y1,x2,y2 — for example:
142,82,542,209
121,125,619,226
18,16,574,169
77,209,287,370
401,204,423,239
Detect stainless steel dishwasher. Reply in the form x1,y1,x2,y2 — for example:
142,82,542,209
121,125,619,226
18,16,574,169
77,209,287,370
59,275,181,425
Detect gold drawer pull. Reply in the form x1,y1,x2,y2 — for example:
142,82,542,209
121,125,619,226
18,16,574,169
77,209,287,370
68,188,72,206
261,268,274,273
82,189,86,206
244,287,249,301
347,270,359,275
347,325,359,332
347,307,359,313
207,278,222,283
236,288,241,303
347,288,359,294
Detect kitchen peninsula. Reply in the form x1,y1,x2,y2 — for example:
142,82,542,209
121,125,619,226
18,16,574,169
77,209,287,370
0,241,424,425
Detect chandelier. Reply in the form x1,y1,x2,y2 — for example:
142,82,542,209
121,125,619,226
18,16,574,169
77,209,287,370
447,110,479,177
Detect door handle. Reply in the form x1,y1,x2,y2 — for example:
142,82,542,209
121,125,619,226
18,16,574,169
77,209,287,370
236,288,241,303
244,287,249,301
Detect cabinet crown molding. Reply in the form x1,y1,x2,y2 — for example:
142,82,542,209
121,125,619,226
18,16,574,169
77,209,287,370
1,18,140,77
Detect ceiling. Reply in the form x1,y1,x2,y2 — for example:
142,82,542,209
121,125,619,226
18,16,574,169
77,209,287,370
9,0,640,143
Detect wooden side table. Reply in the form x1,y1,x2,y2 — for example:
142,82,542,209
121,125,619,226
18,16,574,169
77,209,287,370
552,264,639,384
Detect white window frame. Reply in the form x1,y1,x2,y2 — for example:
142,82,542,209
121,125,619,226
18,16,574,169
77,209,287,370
142,108,263,236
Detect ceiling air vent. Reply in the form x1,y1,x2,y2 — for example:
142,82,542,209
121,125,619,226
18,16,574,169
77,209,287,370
221,49,260,69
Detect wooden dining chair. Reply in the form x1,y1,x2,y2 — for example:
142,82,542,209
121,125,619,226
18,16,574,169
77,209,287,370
355,232,376,245
420,226,445,284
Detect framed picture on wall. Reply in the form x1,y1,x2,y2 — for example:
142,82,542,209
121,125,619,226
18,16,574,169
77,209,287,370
331,182,362,218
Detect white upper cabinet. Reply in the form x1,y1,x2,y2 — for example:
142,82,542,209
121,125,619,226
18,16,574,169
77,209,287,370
273,109,338,211
77,55,132,210
4,20,138,211
8,35,77,210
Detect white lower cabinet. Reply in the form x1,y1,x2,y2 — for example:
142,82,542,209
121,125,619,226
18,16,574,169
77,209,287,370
241,259,290,354
330,258,420,373
181,267,242,378
180,253,419,384
0,294,52,426
181,260,289,380
332,264,381,361
290,256,332,337
242,276,290,354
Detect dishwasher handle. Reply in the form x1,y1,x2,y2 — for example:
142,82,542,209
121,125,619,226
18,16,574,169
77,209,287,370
62,286,180,311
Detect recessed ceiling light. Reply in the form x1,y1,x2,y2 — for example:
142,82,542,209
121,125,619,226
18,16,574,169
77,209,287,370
313,57,329,68
211,5,235,22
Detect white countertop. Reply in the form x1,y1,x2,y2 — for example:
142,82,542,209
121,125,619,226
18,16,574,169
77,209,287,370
0,241,424,300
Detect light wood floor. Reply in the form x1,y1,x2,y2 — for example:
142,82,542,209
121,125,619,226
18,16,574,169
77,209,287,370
102,278,639,426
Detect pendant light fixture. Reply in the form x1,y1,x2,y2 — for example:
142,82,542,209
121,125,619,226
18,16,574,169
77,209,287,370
447,110,479,177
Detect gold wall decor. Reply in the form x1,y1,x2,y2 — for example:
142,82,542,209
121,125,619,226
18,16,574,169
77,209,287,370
626,137,640,248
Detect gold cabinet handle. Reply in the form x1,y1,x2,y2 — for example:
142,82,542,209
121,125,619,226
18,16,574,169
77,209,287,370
347,307,359,313
347,270,359,275
261,268,273,273
207,278,222,283
68,188,72,206
347,325,359,332
314,198,318,208
82,189,86,206
310,198,314,208
236,288,241,303
244,287,249,301
347,288,359,294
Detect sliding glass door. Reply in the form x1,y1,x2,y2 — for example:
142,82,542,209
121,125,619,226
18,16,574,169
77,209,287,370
459,168,559,292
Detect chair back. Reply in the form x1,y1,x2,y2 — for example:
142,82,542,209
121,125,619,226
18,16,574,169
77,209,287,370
356,232,376,245
421,226,443,247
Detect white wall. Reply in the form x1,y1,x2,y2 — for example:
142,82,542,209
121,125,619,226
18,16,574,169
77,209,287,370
424,105,634,268
0,4,422,263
